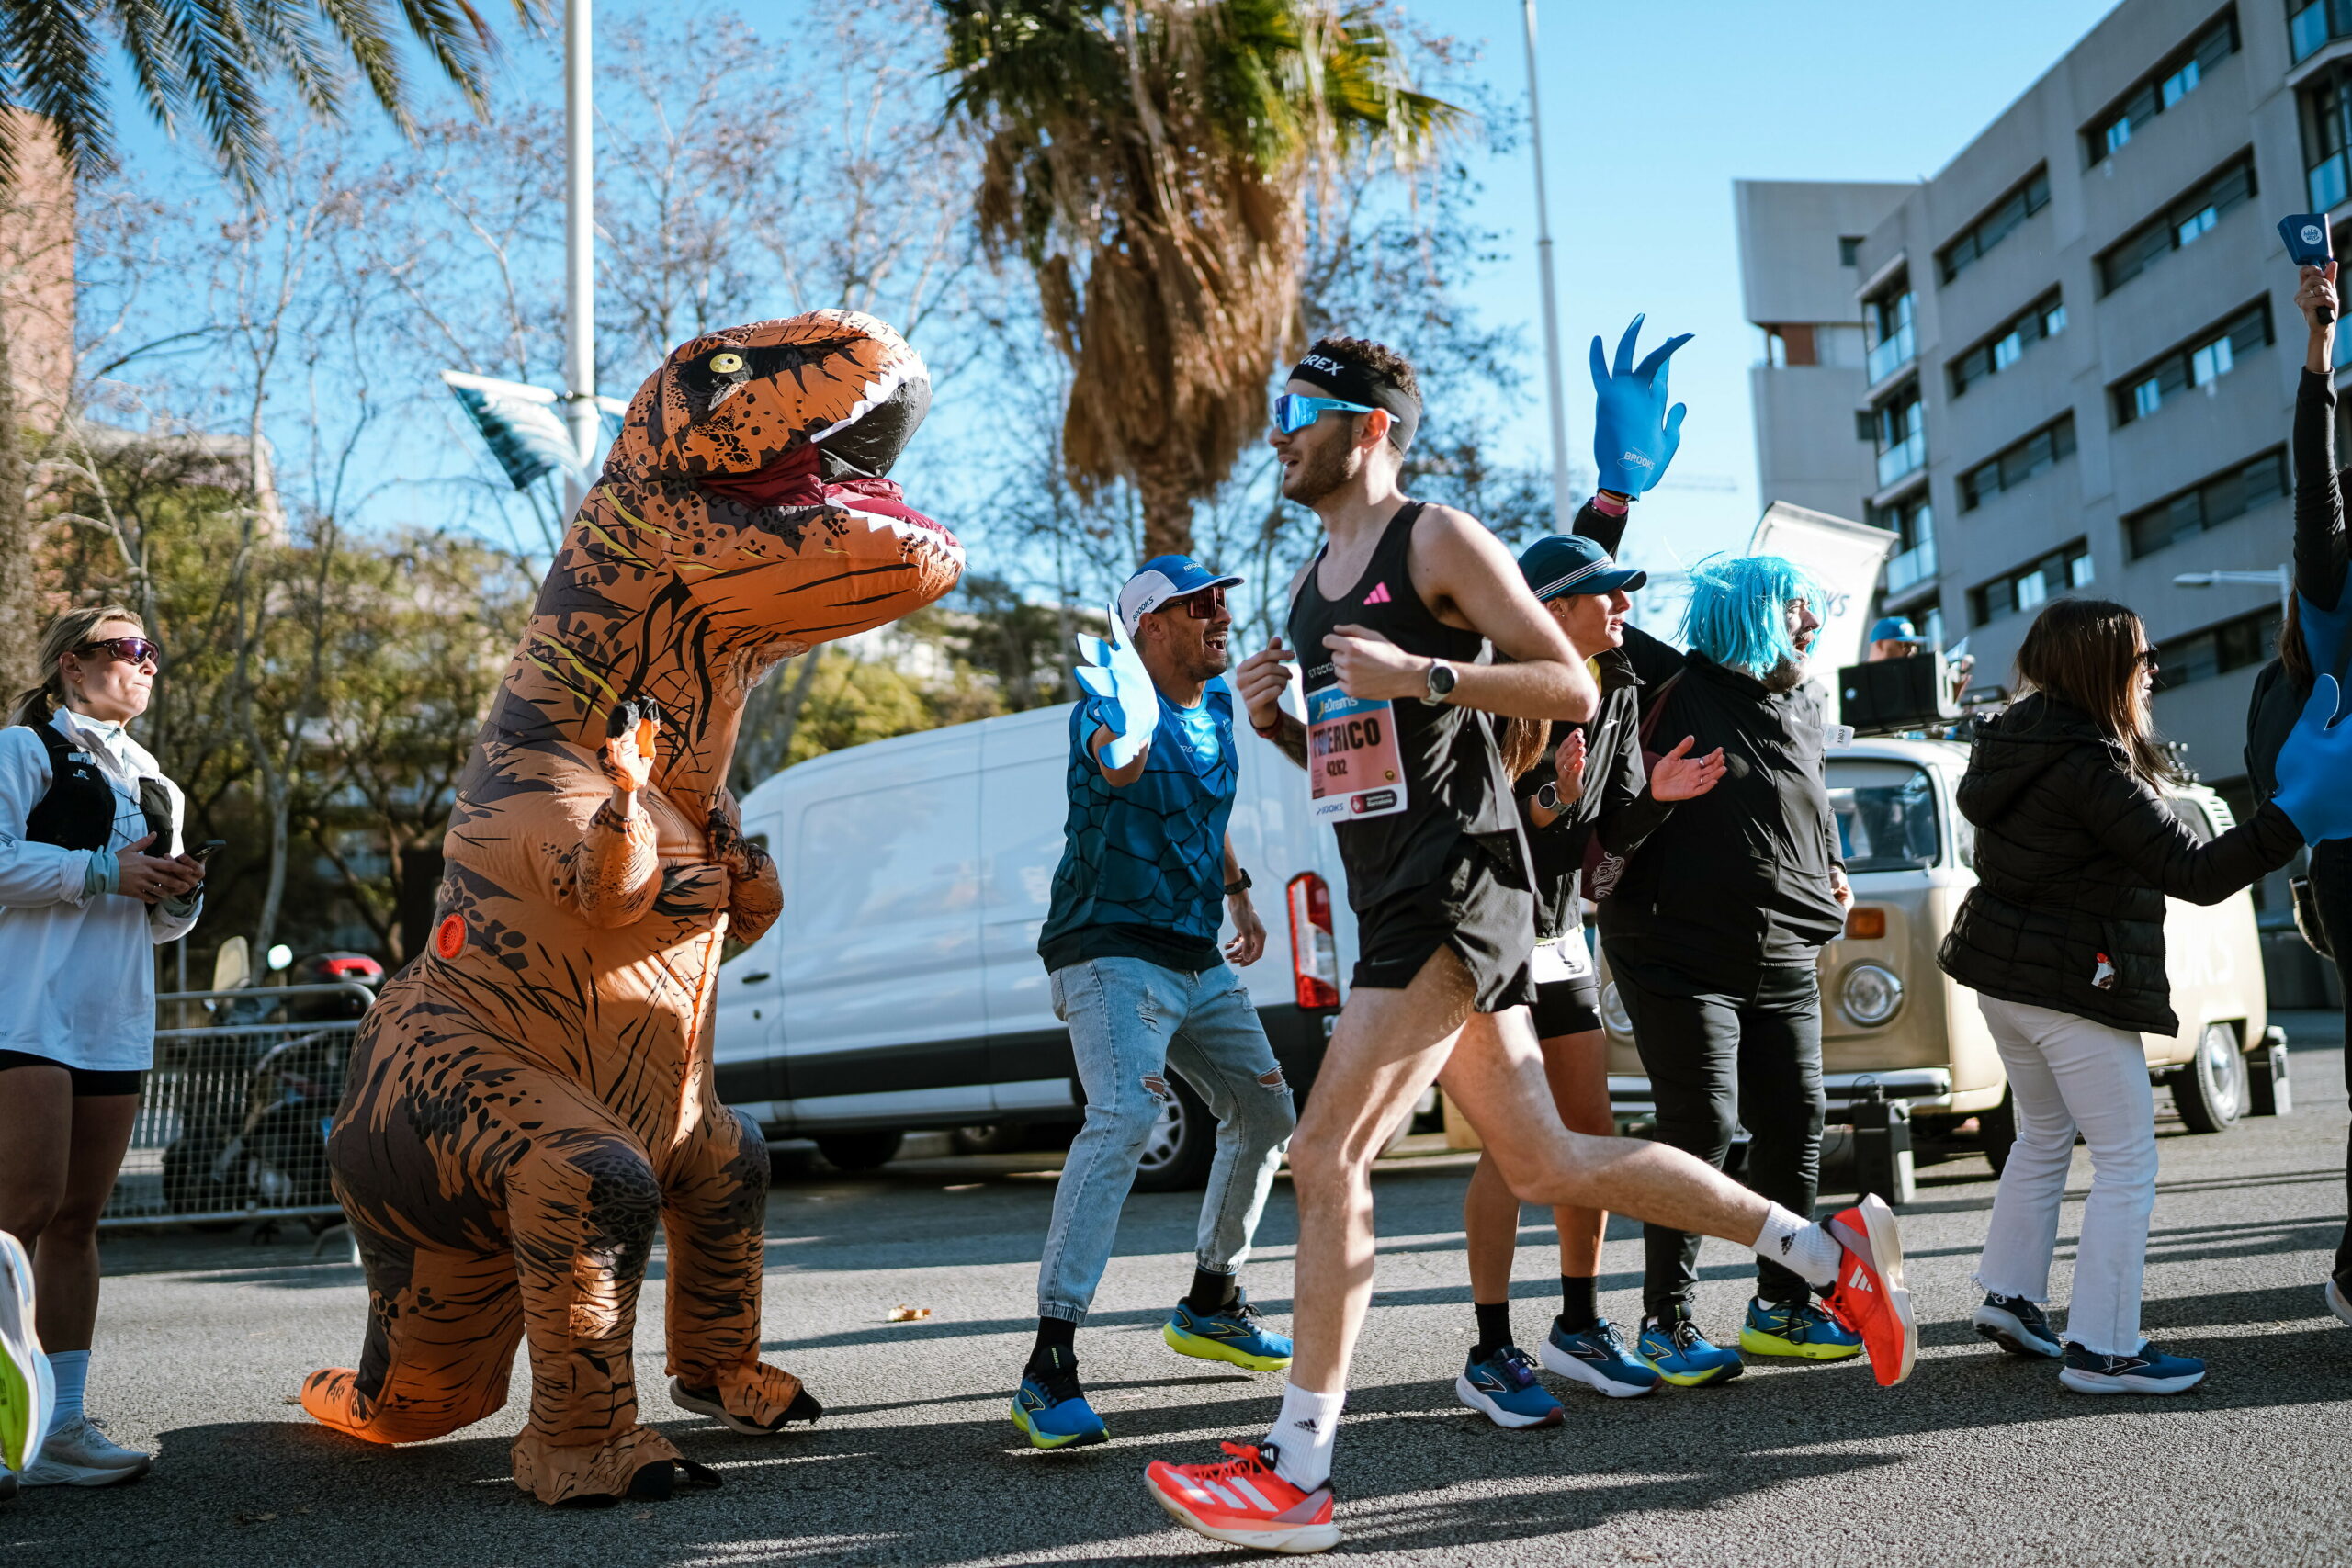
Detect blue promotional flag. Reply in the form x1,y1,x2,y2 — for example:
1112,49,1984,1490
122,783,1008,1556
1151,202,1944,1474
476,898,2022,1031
441,370,583,491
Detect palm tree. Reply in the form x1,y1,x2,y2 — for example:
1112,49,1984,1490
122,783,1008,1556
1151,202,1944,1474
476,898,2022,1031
939,0,1456,559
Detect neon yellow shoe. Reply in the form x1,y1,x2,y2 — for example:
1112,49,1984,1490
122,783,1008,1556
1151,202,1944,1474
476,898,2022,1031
1739,1296,1864,1360
1010,1348,1109,1450
0,1230,52,1472
1161,1294,1293,1372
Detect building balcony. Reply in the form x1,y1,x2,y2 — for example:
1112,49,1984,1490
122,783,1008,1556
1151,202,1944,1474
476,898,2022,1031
2294,0,2352,64
1865,321,1915,386
1885,538,1938,597
1875,429,1927,490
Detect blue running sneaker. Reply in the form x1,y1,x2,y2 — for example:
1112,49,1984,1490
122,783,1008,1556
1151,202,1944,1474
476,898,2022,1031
1162,1292,1293,1372
1740,1296,1863,1361
1010,1348,1109,1449
1454,1345,1562,1428
2058,1339,2206,1395
1539,1318,1660,1399
1636,1315,1744,1388
1972,1292,2062,1359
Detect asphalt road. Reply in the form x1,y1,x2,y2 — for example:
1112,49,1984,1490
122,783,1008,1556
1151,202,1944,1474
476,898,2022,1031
7,1015,2348,1568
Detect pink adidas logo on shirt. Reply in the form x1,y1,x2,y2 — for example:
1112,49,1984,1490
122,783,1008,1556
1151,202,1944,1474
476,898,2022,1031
1361,582,1393,606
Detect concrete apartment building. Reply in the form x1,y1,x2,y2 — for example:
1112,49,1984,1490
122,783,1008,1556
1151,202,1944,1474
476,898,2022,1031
1735,0,2342,810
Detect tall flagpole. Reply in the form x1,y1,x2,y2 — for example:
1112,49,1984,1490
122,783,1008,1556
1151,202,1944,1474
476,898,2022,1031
1521,0,1573,532
562,0,596,515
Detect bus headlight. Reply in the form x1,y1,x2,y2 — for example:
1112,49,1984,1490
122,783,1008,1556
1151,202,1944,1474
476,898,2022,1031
1838,963,1904,1027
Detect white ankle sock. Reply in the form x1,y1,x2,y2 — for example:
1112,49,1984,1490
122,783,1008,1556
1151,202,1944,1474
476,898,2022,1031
1263,1382,1343,1492
1752,1204,1840,1290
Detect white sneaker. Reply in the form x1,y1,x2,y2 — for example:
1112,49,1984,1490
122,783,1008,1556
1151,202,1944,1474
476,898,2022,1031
0,1232,51,1473
2327,1276,2352,1329
20,1414,151,1486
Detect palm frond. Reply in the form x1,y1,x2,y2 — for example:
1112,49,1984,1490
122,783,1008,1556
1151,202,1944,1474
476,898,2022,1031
0,0,117,179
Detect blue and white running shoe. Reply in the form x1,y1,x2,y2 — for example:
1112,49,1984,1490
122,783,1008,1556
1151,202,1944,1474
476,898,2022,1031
1539,1318,1660,1398
2058,1339,2206,1395
1010,1348,1110,1449
1163,1292,1293,1372
1636,1315,1744,1387
1453,1346,1563,1429
1972,1292,2063,1359
1740,1296,1862,1361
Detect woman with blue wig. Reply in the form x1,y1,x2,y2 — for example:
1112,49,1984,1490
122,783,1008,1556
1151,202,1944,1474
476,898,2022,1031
1577,454,1862,1388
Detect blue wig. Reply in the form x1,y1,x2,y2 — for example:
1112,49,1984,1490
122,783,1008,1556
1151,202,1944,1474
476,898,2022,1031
1679,553,1826,675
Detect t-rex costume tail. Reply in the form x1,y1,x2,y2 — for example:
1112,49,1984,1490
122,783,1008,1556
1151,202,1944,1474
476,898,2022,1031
301,310,961,1505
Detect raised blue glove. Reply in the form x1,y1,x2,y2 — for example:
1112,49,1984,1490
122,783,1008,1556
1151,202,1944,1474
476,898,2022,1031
1073,603,1162,770
1590,313,1691,497
2297,592,2351,712
2273,674,2352,842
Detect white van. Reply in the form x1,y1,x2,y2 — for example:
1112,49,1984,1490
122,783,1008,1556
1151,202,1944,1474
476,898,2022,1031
714,698,1355,1186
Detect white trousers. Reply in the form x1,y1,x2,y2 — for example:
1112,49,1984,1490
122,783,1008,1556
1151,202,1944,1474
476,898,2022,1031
1971,995,2157,1357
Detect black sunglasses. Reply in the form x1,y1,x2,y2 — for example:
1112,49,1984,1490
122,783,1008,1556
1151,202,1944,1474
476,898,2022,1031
2134,649,2161,670
1161,586,1228,620
75,636,164,670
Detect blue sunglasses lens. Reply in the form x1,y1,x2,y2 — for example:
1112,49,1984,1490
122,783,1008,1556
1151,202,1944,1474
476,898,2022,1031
1274,393,1370,434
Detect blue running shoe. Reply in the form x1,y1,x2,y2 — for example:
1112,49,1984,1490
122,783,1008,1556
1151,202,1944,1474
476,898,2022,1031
1972,1292,2063,1359
1163,1292,1293,1372
1011,1348,1109,1449
1740,1296,1863,1361
1454,1346,1563,1428
1539,1318,1660,1399
2058,1340,2205,1395
1636,1315,1744,1388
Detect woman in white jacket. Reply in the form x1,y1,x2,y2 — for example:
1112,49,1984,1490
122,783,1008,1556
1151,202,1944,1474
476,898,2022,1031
0,605,204,1492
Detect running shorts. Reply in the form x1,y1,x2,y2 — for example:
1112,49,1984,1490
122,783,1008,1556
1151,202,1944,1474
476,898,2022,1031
0,1049,142,1097
1350,832,1537,1014
1532,975,1602,1038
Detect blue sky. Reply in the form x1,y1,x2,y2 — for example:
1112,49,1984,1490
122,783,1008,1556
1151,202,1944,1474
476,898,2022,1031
101,0,2129,579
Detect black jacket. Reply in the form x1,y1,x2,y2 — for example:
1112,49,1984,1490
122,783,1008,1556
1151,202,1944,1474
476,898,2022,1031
2246,368,2351,802
1512,649,1673,941
1939,694,2302,1035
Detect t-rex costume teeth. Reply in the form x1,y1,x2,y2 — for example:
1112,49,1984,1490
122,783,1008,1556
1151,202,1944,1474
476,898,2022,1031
300,310,961,1506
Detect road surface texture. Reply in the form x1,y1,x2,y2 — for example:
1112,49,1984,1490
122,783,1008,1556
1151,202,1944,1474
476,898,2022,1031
6,1015,2346,1567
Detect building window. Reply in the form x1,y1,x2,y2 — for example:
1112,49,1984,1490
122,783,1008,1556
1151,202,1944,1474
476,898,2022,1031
2300,57,2352,210
1951,290,2066,397
2087,10,2240,159
2111,301,2270,426
2291,0,2352,63
1839,235,1862,265
1761,324,1819,367
2096,152,2256,296
1971,540,2094,626
1871,491,1938,595
1938,166,2051,285
1864,280,1916,384
2153,605,2283,689
1872,383,1927,490
2123,447,2290,558
1958,415,2077,512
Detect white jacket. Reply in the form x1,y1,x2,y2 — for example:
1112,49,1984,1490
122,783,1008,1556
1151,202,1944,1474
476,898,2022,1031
0,706,201,1070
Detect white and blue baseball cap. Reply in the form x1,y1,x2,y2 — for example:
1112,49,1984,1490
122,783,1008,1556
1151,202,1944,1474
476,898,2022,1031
1118,555,1245,635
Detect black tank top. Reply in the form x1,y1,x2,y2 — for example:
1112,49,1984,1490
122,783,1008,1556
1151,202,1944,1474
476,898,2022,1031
1288,501,1522,910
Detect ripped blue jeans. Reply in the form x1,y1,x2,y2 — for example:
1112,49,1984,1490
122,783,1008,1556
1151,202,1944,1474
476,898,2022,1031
1037,957,1296,1322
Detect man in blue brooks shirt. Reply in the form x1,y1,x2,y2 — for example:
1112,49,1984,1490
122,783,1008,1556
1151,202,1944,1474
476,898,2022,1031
1012,557,1298,1451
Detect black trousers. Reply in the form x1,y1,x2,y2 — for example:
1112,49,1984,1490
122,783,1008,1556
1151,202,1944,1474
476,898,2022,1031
2312,840,2352,1286
1615,961,1825,1319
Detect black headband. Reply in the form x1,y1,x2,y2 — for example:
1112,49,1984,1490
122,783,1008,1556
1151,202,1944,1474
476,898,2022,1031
1288,350,1420,452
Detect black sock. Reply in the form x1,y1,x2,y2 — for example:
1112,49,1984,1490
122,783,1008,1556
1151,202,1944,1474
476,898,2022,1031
1558,1275,1599,1334
1472,1300,1514,1359
1186,1267,1238,1314
1029,1316,1077,1372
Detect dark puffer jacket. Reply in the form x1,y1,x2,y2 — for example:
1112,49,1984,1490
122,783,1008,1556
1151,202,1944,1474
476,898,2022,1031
1938,694,2302,1034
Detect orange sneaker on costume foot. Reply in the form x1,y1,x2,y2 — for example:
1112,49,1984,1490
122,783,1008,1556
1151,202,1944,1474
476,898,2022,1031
1821,1194,1917,1385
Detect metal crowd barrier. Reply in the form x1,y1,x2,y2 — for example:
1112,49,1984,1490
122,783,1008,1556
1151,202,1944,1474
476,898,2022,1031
98,984,375,1231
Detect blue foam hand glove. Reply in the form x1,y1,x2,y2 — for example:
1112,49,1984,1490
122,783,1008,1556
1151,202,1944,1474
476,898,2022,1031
1590,313,1692,497
2298,592,2351,708
2273,674,2352,843
1073,603,1162,770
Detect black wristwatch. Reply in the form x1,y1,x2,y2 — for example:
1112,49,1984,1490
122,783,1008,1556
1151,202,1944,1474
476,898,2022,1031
1420,658,1459,706
1225,870,1252,897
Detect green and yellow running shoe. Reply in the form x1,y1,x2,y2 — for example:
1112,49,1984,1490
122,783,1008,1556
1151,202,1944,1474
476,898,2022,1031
1740,1295,1864,1361
1162,1292,1293,1372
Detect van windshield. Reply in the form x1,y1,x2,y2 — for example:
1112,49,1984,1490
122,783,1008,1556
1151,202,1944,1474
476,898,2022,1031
1828,760,1940,872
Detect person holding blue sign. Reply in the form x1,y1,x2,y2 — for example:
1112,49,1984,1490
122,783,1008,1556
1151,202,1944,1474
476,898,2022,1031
1012,557,1298,1451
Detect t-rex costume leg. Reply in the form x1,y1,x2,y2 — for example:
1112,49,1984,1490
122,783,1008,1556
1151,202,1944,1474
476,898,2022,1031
301,310,961,1505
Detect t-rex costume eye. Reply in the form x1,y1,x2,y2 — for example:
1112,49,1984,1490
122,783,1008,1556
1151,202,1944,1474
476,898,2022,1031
299,310,960,1506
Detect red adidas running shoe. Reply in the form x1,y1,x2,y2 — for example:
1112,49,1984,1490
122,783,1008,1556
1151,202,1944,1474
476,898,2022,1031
1820,1194,1917,1386
1145,1441,1340,1555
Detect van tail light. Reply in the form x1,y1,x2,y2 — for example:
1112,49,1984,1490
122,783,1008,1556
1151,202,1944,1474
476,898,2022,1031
1287,872,1341,1010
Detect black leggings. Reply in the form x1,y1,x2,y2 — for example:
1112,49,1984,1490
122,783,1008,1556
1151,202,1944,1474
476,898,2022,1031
1614,962,1825,1318
2311,841,2352,1286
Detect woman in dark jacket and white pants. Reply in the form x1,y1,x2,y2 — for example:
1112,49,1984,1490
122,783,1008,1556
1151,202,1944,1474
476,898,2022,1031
1939,597,2347,1393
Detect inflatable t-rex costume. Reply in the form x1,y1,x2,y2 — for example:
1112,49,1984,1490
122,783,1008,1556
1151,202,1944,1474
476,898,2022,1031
302,310,961,1505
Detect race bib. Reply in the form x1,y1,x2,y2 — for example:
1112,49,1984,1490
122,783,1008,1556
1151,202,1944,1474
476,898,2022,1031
1306,686,1409,822
1530,934,1592,985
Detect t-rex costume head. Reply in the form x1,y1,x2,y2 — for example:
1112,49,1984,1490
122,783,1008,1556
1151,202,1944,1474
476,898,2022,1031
302,310,960,1505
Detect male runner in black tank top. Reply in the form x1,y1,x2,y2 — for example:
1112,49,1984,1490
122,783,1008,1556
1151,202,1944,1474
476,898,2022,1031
1141,336,1920,1556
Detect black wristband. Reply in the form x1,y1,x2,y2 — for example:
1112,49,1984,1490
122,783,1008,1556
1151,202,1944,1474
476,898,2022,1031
1225,870,1252,897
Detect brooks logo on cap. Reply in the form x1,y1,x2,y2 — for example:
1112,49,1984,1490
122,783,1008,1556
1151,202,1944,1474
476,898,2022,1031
1362,582,1392,605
